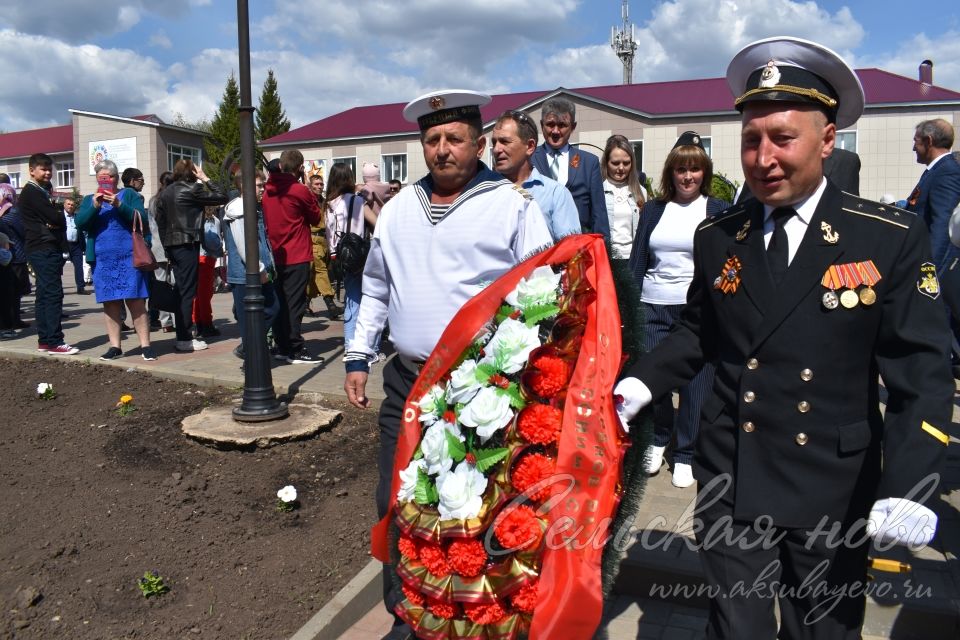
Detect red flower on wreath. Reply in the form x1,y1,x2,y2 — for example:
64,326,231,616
447,538,487,577
511,453,557,502
402,582,425,606
442,409,457,424
398,536,419,561
428,598,459,620
528,353,572,398
511,580,539,613
464,600,507,625
494,505,543,551
517,403,562,445
419,543,451,577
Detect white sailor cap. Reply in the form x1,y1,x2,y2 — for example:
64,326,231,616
402,89,491,132
726,36,864,130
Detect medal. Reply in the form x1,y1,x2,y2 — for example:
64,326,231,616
859,287,876,305
715,256,742,294
822,290,839,309
840,289,859,308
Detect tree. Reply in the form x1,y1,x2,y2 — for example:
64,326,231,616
255,69,291,142
171,112,212,134
205,72,241,184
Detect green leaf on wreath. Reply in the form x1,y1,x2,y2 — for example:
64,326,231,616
494,304,516,324
500,383,527,410
523,303,560,327
473,447,510,473
444,429,466,462
415,468,439,505
413,448,424,460
474,362,497,383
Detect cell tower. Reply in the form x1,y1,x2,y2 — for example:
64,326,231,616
610,0,637,85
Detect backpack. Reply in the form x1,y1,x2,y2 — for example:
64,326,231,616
330,194,369,280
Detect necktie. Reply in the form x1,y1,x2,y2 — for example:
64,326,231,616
549,153,561,181
766,206,795,284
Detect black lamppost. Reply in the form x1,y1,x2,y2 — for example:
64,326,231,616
232,0,288,422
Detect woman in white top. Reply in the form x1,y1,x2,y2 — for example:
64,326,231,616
627,131,730,488
601,134,646,262
325,163,381,359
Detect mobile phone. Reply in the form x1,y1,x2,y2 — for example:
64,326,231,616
97,180,114,195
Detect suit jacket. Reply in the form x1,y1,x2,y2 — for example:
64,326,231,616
629,184,954,528
531,144,609,238
906,152,960,269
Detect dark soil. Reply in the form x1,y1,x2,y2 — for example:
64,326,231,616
0,357,380,639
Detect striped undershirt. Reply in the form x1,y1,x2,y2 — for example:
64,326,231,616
428,204,450,224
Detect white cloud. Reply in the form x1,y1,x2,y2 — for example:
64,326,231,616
4,1,196,42
854,30,960,91
150,30,173,49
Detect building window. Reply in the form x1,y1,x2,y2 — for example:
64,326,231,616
56,161,74,188
381,154,407,183
332,157,357,181
6,172,20,189
699,136,713,158
630,141,643,171
167,144,202,170
836,131,857,152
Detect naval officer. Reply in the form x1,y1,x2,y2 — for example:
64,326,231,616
343,89,552,640
616,37,955,639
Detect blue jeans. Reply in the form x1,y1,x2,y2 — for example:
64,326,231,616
343,272,381,353
232,281,279,349
28,249,66,346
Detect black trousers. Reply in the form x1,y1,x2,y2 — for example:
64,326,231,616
166,243,200,341
0,265,17,329
376,356,418,632
67,240,85,292
272,262,311,355
695,477,869,640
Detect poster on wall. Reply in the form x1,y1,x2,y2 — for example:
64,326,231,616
304,159,326,180
88,137,137,175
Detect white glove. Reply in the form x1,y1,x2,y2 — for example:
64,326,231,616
866,497,938,548
613,377,652,434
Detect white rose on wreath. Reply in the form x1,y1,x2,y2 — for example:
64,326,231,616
481,317,541,374
416,383,447,426
448,358,484,403
397,458,426,502
458,386,513,442
505,265,562,310
419,420,464,476
436,461,487,521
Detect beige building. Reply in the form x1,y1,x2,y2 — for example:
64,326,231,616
261,67,960,202
0,110,207,200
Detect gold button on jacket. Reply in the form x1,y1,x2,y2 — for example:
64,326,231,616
795,433,809,446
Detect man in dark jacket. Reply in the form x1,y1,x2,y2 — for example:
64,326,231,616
155,159,228,352
262,149,324,364
21,153,77,354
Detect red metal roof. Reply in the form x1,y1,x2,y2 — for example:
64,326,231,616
0,124,73,160
264,69,960,146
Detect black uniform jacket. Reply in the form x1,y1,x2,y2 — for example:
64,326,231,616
628,183,954,529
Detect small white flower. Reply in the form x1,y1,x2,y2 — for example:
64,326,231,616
480,317,541,374
419,420,464,476
505,266,561,310
396,459,425,503
458,386,514,442
416,384,447,426
449,358,484,404
277,485,297,503
436,462,487,521
37,382,52,395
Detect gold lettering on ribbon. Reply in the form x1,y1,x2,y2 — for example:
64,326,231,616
403,408,416,423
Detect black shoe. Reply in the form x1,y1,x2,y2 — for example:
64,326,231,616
120,323,133,332
77,288,90,295
100,346,123,360
14,320,30,329
233,343,244,359
141,347,158,361
149,320,162,330
287,350,323,364
198,324,221,338
324,295,343,320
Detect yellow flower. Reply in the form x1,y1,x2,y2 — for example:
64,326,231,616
120,394,133,404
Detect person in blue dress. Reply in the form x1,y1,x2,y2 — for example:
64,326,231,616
76,160,156,361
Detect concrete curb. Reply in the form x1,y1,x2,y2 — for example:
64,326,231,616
289,559,383,640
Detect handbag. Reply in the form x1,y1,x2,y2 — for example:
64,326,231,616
148,268,180,312
132,210,158,271
330,194,369,281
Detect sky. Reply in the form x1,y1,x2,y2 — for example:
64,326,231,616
2,0,959,134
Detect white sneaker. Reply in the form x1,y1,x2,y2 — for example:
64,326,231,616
644,445,666,475
175,339,208,352
672,463,695,488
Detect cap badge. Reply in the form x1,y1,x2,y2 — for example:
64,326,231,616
429,96,446,110
759,60,781,88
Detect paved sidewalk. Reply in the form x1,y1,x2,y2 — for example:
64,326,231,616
0,278,387,402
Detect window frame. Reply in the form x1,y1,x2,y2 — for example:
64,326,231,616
380,153,408,184
167,144,202,171
6,172,21,189
56,160,75,189
835,130,857,153
331,156,357,182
